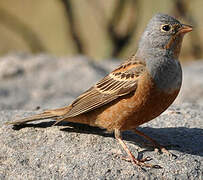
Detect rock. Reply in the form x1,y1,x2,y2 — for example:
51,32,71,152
0,103,202,179
0,56,24,79
177,61,203,105
0,54,203,179
0,54,203,110
0,54,110,110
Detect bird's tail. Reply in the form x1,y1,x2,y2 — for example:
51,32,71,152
6,106,71,125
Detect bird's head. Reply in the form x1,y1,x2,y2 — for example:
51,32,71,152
137,13,192,59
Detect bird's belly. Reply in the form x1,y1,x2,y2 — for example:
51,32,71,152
91,74,180,131
120,87,180,130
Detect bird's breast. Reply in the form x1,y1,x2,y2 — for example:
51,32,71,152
147,57,182,93
91,71,180,131
119,72,181,130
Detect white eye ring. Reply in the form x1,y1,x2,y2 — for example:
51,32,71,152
161,24,171,32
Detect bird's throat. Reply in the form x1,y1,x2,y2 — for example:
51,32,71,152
165,34,184,59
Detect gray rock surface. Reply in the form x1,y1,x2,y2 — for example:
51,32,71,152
0,54,203,179
178,60,203,105
0,53,203,111
1,104,203,179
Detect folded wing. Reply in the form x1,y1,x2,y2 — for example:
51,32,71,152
64,58,146,118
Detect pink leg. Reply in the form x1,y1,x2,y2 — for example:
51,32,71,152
114,129,161,168
133,128,173,156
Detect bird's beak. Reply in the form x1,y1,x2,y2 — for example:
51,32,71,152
179,24,193,34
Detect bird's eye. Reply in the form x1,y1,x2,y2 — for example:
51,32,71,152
161,24,171,32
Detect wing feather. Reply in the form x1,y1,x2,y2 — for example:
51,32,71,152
64,57,146,117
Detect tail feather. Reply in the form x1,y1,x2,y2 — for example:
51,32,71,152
6,106,71,125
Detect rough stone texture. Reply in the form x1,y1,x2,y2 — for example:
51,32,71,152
0,54,121,111
0,54,203,179
0,54,203,111
178,60,203,105
0,104,203,179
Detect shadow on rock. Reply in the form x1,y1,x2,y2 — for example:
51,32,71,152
123,127,203,157
12,121,203,157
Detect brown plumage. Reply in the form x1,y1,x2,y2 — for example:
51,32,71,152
6,14,192,168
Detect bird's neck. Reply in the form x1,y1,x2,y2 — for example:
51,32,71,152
164,34,184,59
136,46,182,93
136,46,174,60
136,34,184,60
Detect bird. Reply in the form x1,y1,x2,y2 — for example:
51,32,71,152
6,13,192,168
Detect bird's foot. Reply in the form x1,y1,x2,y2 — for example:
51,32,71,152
133,128,177,159
153,144,177,159
116,154,161,169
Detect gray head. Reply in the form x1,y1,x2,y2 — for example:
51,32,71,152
136,13,192,59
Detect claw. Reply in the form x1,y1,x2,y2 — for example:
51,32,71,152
131,158,162,169
152,164,162,169
133,129,178,158
139,156,152,162
158,146,177,159
114,129,161,168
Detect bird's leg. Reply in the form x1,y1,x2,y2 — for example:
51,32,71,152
133,128,173,156
114,129,160,168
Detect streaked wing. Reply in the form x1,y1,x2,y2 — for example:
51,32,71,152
64,57,146,117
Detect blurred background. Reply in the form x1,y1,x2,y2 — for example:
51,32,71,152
0,0,202,61
0,1,203,129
